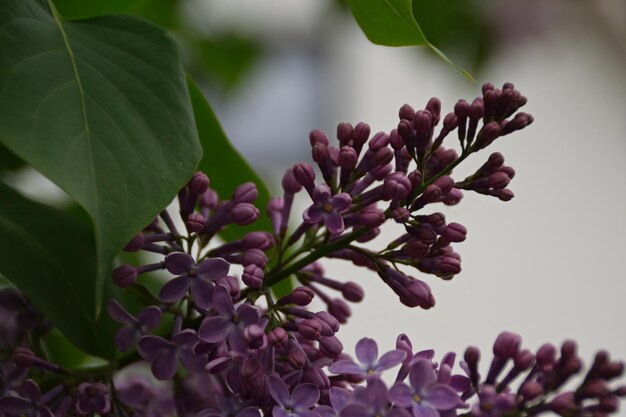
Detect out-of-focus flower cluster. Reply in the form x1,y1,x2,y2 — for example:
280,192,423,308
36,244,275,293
1,84,623,417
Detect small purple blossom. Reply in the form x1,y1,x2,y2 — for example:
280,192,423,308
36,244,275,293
137,329,206,380
106,299,161,352
303,185,351,235
75,383,111,416
269,376,320,417
329,337,406,378
159,252,229,308
340,378,410,417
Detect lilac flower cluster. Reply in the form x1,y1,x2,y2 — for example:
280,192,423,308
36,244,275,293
1,83,624,417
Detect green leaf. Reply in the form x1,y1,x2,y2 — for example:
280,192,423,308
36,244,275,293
0,183,115,358
271,275,295,300
52,0,139,19
347,0,474,80
42,329,107,370
187,77,272,241
0,0,202,314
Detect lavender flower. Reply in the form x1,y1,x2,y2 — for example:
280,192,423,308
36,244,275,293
329,337,405,378
340,378,410,417
75,383,111,416
137,329,206,380
303,184,351,235
106,299,161,352
269,376,320,417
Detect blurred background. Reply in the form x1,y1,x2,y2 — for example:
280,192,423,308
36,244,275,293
3,0,625,362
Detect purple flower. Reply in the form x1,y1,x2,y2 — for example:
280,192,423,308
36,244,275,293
303,185,351,235
269,376,320,417
159,252,229,308
340,378,410,417
196,395,261,417
0,380,54,417
389,359,463,417
137,330,206,380
75,383,111,416
198,285,260,352
329,337,406,378
106,299,161,352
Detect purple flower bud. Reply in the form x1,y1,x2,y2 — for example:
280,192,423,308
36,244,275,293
519,382,543,401
328,298,351,323
293,163,316,193
232,182,258,204
112,265,137,288
312,142,330,165
536,343,557,366
320,336,343,358
474,121,502,149
339,146,358,170
288,349,307,369
299,319,322,340
242,249,268,268
185,213,205,233
242,264,264,289
75,383,111,416
514,349,535,370
278,287,315,306
493,331,522,359
443,112,458,131
310,129,330,146
124,233,145,252
282,167,303,194
269,327,288,347
342,282,364,302
399,104,415,120
369,132,390,150
244,324,266,350
231,203,259,225
337,122,353,144
561,340,577,358
441,222,467,243
488,172,511,190
200,188,219,209
357,206,385,227
426,97,441,124
384,172,411,202
550,392,575,414
501,112,534,135
188,172,210,196
315,311,339,333
391,207,410,223
413,110,432,136
352,122,371,148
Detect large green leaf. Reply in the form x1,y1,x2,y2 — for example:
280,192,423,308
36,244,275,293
0,0,202,314
52,0,139,19
187,78,272,241
0,183,115,358
347,0,473,79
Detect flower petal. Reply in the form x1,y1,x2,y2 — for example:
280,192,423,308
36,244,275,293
331,193,352,211
339,404,369,417
115,326,137,352
409,359,436,394
164,252,195,275
268,376,290,407
137,335,172,360
191,278,215,309
212,284,235,316
412,403,438,417
365,378,389,412
424,385,462,410
355,338,379,368
198,316,231,344
106,299,134,324
329,387,351,410
237,304,260,326
376,350,407,372
324,211,345,235
292,383,320,409
196,257,230,280
303,205,324,224
152,349,178,380
388,383,413,408
136,306,162,329
159,276,190,303
328,359,364,375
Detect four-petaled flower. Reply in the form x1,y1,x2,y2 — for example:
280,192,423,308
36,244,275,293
389,359,464,417
303,185,351,235
106,299,161,352
269,376,321,417
340,378,411,417
159,252,230,308
138,330,206,380
329,337,406,378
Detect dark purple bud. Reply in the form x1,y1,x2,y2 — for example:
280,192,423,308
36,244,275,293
341,282,364,302
536,343,557,366
242,249,268,268
443,112,458,131
319,336,343,358
600,362,624,379
112,265,137,288
231,203,259,225
441,222,467,243
312,142,330,164
243,232,273,250
299,319,322,340
337,123,353,144
469,98,485,121
391,207,410,223
519,382,543,401
293,163,316,191
384,172,411,202
327,298,351,323
244,324,266,350
561,340,578,358
600,396,620,412
426,97,441,124
339,146,358,170
399,104,415,120
315,311,339,333
232,182,258,204
288,349,307,369
268,327,288,347
374,148,393,166
514,349,535,370
496,189,514,201
397,119,413,139
371,163,392,180
493,331,522,359
357,207,385,227
550,392,575,414
188,172,210,196
417,212,446,228
414,110,432,136
304,365,331,389
488,172,511,190
278,287,314,306
474,121,502,149
242,264,264,289
352,122,371,148
185,213,205,233
282,167,303,194
501,112,534,135
421,184,442,204
369,132,389,150
12,348,36,367
455,99,469,118
310,129,330,146
242,358,264,380
124,233,145,252
200,189,219,209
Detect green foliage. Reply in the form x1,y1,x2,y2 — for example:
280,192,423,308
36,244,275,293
0,0,202,314
0,183,115,358
187,78,272,241
52,0,139,19
348,0,473,79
